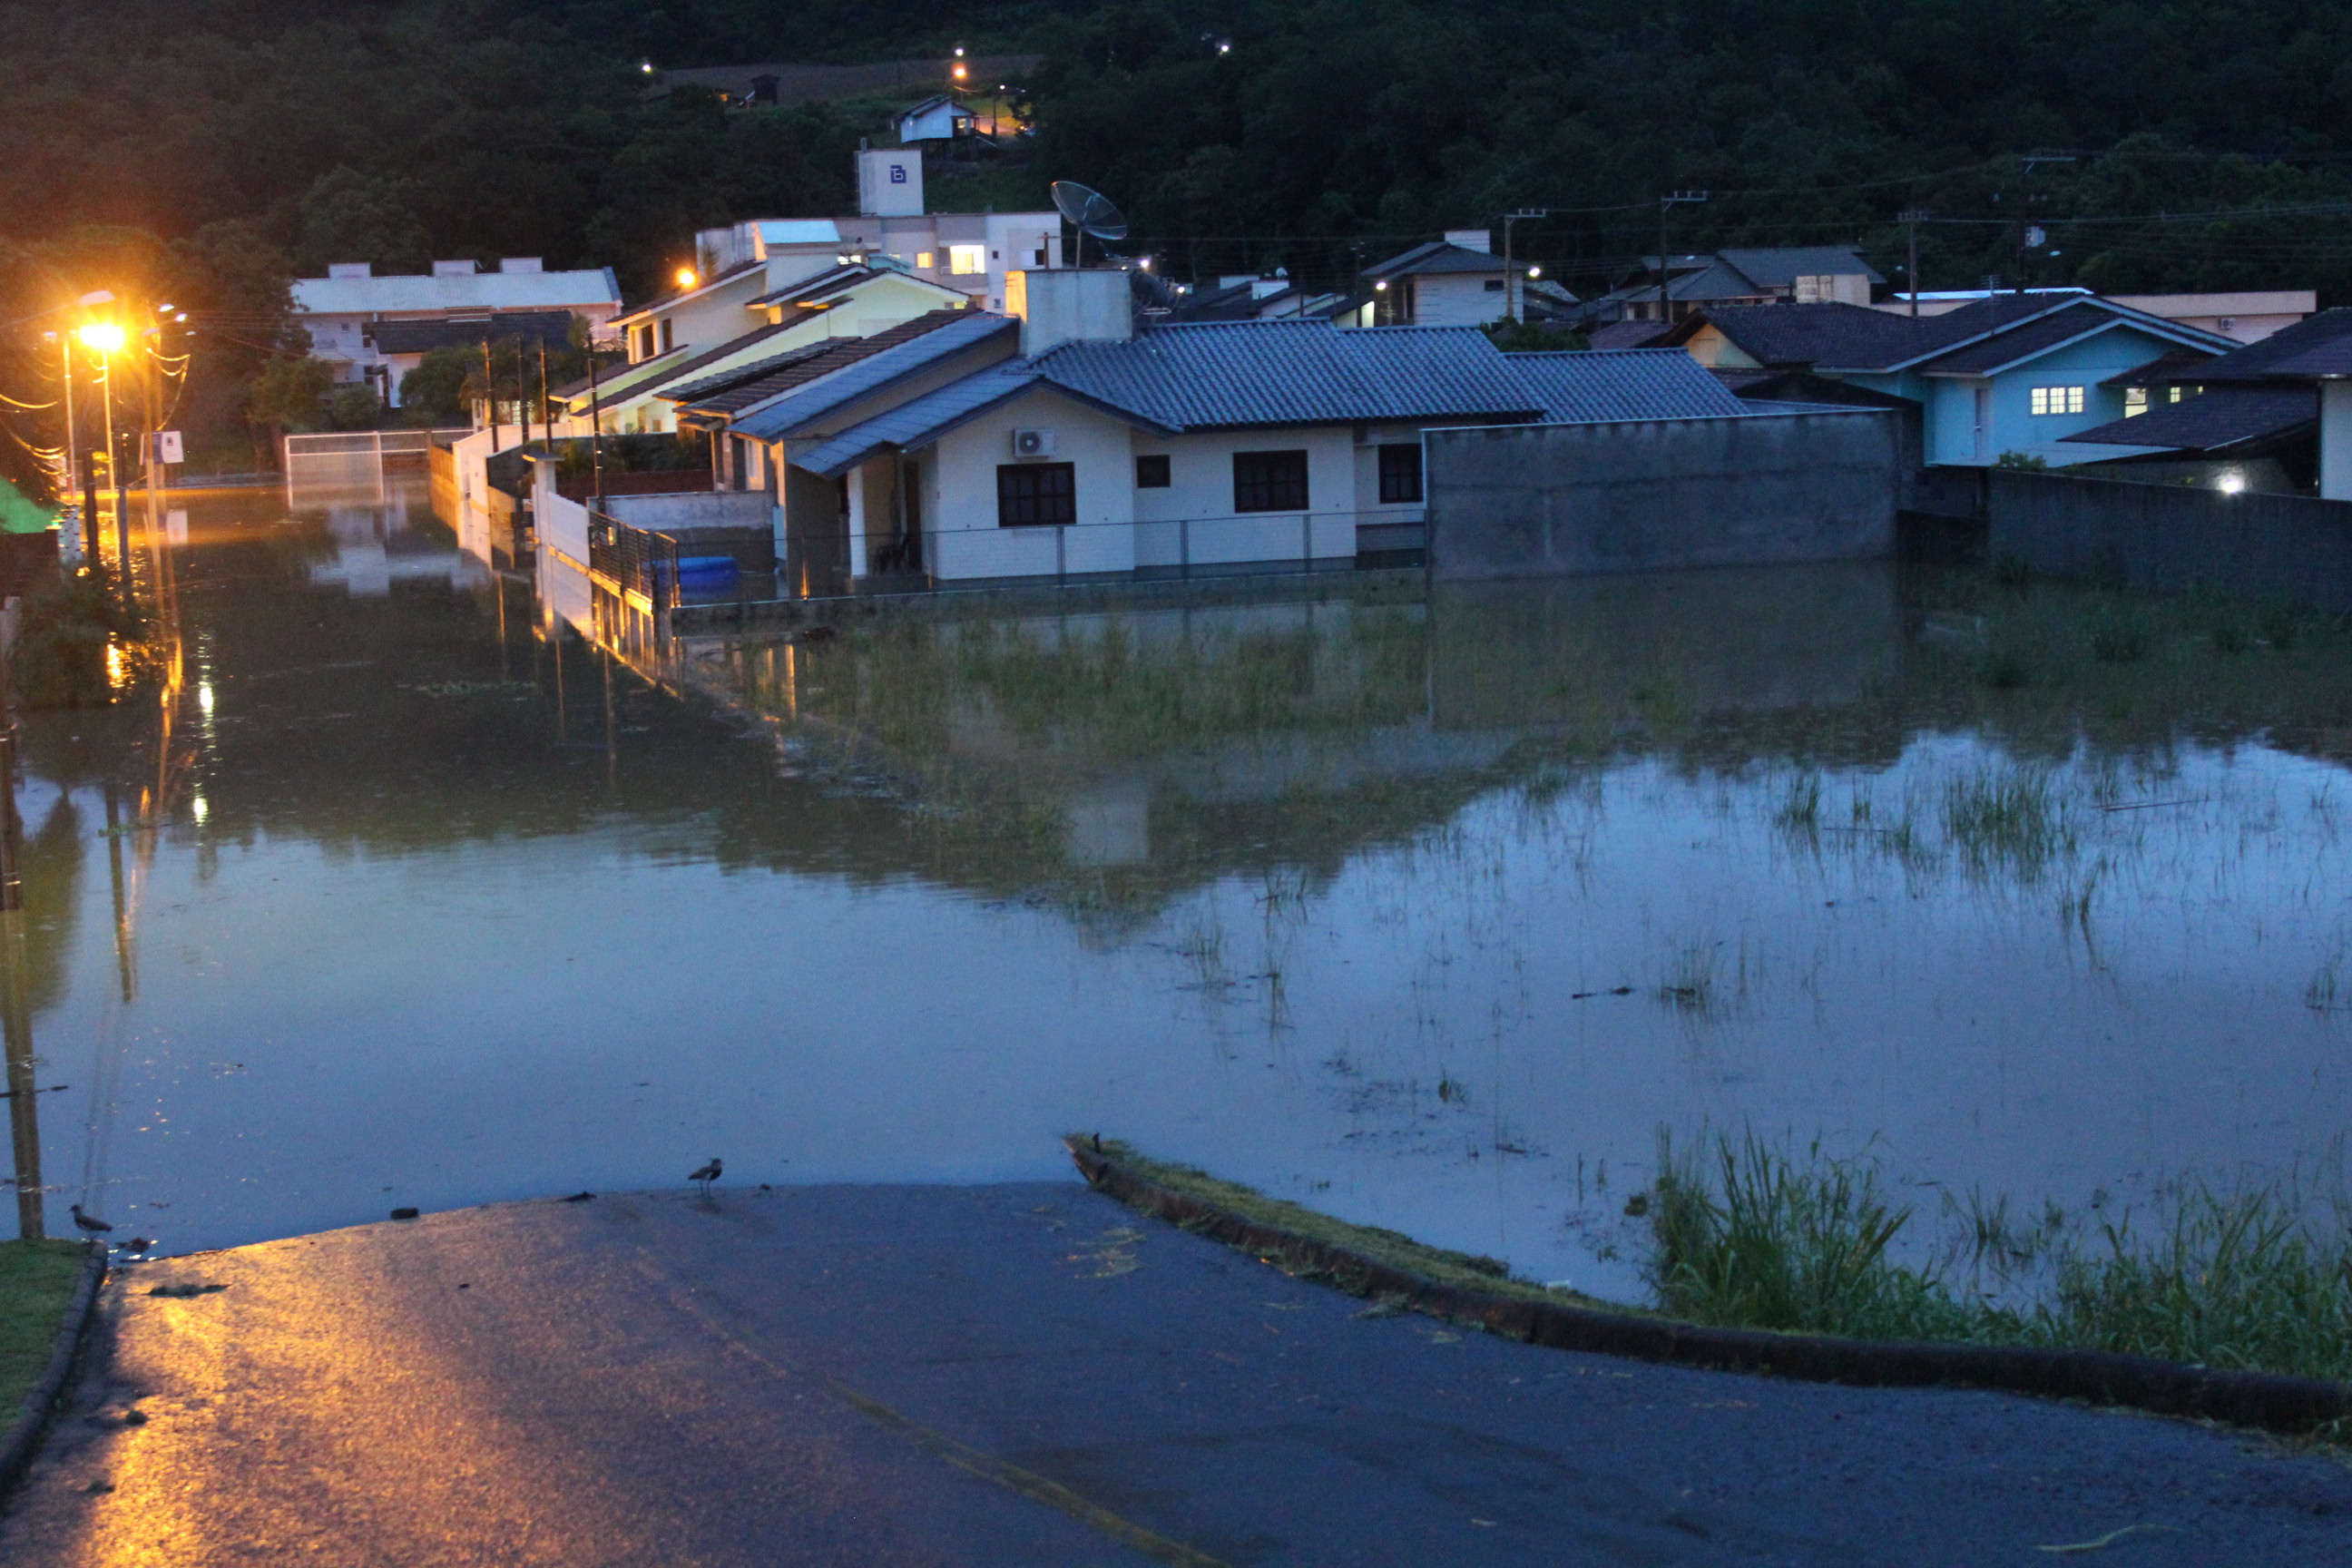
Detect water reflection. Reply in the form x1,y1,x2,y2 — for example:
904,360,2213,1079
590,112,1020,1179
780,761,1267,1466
13,481,2352,1305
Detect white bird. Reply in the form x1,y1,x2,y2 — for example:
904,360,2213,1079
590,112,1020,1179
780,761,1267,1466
70,1204,113,1235
687,1158,721,1201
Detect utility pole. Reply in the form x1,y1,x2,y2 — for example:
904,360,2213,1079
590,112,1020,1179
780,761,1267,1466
1655,191,1709,322
482,338,498,448
1503,209,1552,325
1898,209,1927,318
586,343,604,505
56,334,77,505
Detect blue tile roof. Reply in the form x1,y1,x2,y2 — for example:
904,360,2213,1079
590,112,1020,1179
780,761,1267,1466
730,312,1016,439
1033,321,1544,430
1505,349,1751,421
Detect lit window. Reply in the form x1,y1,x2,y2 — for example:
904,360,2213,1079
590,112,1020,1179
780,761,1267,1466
2029,386,2084,416
916,251,935,269
948,244,987,275
2124,387,2148,417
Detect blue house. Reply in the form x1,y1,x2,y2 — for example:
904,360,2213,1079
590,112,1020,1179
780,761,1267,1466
1666,297,2237,466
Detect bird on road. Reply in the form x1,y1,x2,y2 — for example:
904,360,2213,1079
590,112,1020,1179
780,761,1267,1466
688,1158,722,1201
70,1204,113,1235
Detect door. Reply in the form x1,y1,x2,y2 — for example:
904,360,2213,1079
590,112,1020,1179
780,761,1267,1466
1973,385,1992,462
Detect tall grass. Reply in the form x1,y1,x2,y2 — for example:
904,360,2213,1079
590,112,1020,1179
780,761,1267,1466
1943,767,2073,875
1643,1131,2352,1385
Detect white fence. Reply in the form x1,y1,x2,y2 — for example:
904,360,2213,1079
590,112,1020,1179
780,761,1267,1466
283,428,470,486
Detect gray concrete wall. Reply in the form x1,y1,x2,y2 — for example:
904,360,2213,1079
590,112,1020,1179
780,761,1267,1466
605,490,772,530
1987,469,2352,611
1426,411,1899,581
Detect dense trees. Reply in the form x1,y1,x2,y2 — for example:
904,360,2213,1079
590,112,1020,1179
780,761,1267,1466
8,0,2352,488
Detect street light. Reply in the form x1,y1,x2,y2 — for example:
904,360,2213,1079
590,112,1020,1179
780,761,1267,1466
675,267,697,291
76,321,125,354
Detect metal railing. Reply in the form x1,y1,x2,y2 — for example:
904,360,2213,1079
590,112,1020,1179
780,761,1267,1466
912,508,1427,589
283,428,469,469
587,512,682,612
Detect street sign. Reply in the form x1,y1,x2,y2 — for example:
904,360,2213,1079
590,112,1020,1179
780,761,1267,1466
151,430,183,465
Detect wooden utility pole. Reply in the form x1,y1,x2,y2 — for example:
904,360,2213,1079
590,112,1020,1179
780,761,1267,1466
1899,209,1926,318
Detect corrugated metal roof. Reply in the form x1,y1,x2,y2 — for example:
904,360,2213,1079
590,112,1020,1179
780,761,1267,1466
292,267,621,318
1717,246,1885,287
680,310,984,419
1035,321,1543,429
657,342,836,403
2061,387,2317,452
799,365,1045,477
729,312,1017,438
1504,349,1752,422
2183,308,2352,382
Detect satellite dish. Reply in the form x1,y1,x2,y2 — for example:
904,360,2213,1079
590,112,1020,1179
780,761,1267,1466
1051,181,1128,268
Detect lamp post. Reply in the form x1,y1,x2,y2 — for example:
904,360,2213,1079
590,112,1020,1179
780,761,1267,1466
1502,209,1553,325
75,321,127,583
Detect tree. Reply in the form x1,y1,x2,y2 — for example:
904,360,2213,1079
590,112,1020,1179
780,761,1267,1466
294,168,431,276
247,356,334,463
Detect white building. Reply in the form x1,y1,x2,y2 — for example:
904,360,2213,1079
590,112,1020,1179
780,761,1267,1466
1361,231,1547,327
895,94,975,143
609,149,1061,368
290,258,622,406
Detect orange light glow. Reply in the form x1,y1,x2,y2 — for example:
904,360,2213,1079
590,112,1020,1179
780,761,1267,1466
675,268,699,290
77,321,126,353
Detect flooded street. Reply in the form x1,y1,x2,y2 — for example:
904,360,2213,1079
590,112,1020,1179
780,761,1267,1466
17,483,2352,1303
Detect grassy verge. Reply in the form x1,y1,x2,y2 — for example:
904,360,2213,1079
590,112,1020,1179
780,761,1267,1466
1652,1130,2352,1386
1081,1139,1640,1315
0,1240,86,1415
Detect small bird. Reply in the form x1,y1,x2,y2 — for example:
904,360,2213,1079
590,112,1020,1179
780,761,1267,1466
687,1158,722,1201
70,1204,113,1235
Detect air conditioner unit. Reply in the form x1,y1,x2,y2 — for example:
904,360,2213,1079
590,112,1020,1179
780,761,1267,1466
1012,428,1056,457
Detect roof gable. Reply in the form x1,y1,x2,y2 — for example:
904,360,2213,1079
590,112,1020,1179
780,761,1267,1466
2168,307,2352,382
725,312,1018,437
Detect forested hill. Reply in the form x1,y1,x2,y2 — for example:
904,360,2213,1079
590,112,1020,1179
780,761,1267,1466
7,0,2352,301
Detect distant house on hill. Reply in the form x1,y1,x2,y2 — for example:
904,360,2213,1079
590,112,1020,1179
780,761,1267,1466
292,258,622,408
897,94,975,142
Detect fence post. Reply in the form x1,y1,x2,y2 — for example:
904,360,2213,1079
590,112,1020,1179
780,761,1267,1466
1181,516,1191,581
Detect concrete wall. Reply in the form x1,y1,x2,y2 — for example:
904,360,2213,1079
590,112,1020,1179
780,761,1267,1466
1426,410,1899,580
604,490,773,531
2325,382,2351,504
1987,468,2352,610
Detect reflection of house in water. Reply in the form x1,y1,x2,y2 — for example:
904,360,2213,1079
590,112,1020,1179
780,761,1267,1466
299,485,482,597
685,565,1904,881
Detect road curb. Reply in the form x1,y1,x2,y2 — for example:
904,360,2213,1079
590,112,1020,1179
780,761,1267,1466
0,1242,108,1503
1066,1139,2352,1436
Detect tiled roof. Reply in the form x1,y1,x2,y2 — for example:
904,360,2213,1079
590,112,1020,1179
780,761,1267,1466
1692,303,1937,369
2098,350,2216,387
1363,242,1515,279
1716,246,1886,287
366,311,577,355
1034,321,1544,429
1914,303,2122,374
799,365,1044,477
1587,320,1672,351
2181,308,2352,381
587,319,807,409
2263,340,2352,377
1505,349,1751,421
727,312,1018,437
656,343,835,404
2062,387,2317,452
680,311,982,420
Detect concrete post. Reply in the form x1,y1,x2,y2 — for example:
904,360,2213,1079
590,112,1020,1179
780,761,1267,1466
2322,381,2351,504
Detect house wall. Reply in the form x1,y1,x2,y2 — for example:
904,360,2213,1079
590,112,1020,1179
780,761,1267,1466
1410,272,1507,327
921,387,1138,581
1425,410,1900,579
1128,423,1426,568
621,274,768,364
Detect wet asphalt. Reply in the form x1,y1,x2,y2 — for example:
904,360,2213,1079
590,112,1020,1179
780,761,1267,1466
3,1180,2349,1566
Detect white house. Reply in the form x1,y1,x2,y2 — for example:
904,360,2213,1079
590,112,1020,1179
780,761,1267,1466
554,263,975,436
290,258,622,406
895,93,975,143
1361,231,1552,327
708,270,1749,593
608,148,1061,370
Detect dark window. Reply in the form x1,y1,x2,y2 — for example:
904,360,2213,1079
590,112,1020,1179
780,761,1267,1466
1233,449,1309,513
660,318,674,353
1377,444,1423,504
997,463,1075,526
1135,454,1171,488
1483,278,1505,291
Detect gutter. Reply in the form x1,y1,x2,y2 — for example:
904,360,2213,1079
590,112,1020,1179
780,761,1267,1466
0,1243,108,1503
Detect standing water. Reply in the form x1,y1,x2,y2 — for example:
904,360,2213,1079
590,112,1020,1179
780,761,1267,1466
13,484,2352,1303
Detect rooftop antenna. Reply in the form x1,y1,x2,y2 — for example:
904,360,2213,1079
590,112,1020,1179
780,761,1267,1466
1051,181,1128,270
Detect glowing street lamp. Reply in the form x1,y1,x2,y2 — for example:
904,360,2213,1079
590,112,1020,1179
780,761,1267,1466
76,321,125,354
674,267,698,291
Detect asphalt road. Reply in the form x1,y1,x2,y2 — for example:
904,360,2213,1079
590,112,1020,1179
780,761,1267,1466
4,1181,2349,1565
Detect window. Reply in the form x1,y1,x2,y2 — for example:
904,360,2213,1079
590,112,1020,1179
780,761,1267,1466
660,318,674,353
1233,449,1309,513
997,463,1074,526
1135,454,1171,488
916,251,935,270
1377,444,1423,504
948,244,987,275
1483,278,1505,291
634,324,654,361
2029,385,2085,416
2124,387,2149,417
1033,249,1048,267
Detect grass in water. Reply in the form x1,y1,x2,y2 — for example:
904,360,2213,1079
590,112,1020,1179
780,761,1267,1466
0,1240,86,1413
1944,767,2073,875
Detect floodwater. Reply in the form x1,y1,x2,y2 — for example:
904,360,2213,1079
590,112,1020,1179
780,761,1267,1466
12,482,2352,1302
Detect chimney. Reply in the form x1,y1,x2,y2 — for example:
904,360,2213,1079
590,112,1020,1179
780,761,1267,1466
1008,269,1132,357
857,148,925,217
327,262,372,279
498,257,544,274
432,260,480,278
1443,228,1493,253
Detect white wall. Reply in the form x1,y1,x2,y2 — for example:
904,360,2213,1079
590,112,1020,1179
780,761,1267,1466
922,387,1136,581
1412,272,1508,327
